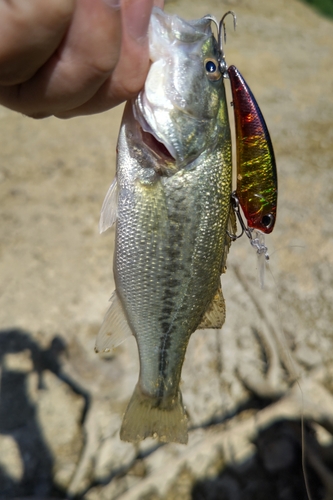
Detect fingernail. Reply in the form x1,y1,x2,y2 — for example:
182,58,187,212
124,0,153,43
102,0,121,9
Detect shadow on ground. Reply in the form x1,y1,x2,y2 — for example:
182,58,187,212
0,329,89,499
0,330,331,500
192,420,324,500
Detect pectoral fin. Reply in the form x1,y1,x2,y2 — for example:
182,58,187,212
95,290,133,353
197,284,226,329
99,177,119,233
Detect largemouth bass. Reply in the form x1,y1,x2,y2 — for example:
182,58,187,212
95,8,233,444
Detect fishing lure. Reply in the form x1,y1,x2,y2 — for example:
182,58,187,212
228,65,277,235
215,11,278,286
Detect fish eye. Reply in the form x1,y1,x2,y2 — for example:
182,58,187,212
206,60,216,72
204,58,221,81
261,214,274,229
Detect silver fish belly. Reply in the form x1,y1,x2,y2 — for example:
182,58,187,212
95,8,232,444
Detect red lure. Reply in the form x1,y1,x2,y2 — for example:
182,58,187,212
228,65,277,234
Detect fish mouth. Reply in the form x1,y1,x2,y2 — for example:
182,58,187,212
133,97,176,163
140,127,175,161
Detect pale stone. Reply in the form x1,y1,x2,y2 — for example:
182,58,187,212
0,434,23,481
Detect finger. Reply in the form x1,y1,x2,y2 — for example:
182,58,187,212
56,0,159,118
0,0,122,117
110,0,153,99
0,0,74,85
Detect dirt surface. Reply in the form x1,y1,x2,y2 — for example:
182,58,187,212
1,0,333,498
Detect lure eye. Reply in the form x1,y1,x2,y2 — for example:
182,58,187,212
261,214,274,229
204,58,221,81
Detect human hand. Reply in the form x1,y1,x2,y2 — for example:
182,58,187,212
0,0,164,118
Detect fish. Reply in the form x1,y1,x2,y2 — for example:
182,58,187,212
95,8,233,445
228,65,277,234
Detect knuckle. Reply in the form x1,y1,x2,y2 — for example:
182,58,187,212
42,0,75,25
89,58,116,80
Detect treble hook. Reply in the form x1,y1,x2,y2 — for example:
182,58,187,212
227,191,252,241
227,192,270,260
203,14,219,35
218,10,237,75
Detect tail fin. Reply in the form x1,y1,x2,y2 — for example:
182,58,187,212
120,384,188,444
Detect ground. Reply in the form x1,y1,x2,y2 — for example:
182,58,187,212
1,0,333,498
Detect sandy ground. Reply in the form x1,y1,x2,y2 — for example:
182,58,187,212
1,0,333,498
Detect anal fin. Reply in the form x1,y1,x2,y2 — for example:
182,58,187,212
197,283,226,329
95,290,133,353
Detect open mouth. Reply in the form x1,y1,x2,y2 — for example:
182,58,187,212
141,129,174,160
133,96,175,162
